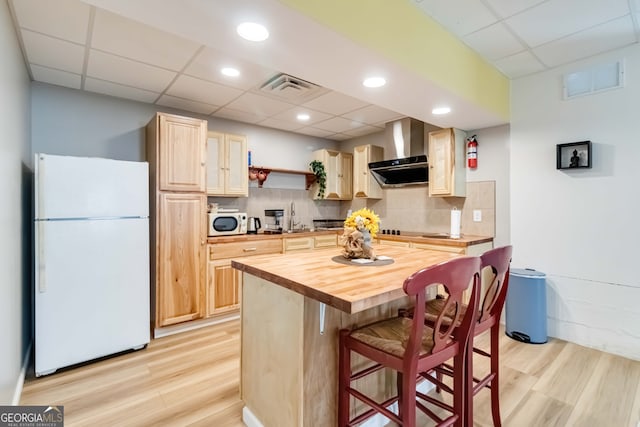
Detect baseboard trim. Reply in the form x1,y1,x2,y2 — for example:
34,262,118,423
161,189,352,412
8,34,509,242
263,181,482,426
242,406,264,427
154,314,239,338
12,341,32,405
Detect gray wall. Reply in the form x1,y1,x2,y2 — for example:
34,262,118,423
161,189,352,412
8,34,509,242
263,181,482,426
31,83,336,165
0,0,31,404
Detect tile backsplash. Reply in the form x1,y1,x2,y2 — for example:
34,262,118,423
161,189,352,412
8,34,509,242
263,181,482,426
210,181,495,237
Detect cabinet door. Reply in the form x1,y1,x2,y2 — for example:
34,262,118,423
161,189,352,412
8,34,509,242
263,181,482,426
339,152,353,200
158,113,207,192
207,259,241,316
353,145,382,199
157,193,206,327
428,128,466,197
206,132,225,195
323,150,341,199
428,128,454,196
224,133,248,196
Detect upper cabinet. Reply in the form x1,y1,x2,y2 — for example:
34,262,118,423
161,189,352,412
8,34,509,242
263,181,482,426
353,145,383,199
313,149,352,200
428,128,466,197
154,113,207,192
207,132,248,197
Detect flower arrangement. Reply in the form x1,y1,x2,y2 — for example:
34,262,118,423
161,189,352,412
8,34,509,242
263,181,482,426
344,208,380,238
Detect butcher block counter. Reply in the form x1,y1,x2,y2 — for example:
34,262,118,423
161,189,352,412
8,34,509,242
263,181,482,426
232,244,461,427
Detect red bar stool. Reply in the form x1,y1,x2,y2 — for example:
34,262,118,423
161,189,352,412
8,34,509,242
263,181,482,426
426,246,513,426
338,256,481,427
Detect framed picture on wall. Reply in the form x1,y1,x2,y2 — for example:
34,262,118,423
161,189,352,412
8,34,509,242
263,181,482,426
556,141,592,169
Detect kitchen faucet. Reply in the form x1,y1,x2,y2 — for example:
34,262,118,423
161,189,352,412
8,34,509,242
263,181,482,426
290,201,298,231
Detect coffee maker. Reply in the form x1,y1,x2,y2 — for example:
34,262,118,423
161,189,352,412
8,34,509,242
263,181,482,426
264,209,283,234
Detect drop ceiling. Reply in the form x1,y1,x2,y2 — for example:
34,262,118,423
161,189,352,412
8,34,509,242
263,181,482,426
8,0,640,139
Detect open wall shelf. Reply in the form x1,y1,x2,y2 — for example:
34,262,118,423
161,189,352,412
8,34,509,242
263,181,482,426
248,166,316,188
556,141,592,169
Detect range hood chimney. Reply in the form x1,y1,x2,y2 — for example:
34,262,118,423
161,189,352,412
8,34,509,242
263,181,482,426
368,118,432,188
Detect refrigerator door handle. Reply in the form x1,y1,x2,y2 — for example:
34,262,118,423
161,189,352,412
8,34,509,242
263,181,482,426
38,221,46,293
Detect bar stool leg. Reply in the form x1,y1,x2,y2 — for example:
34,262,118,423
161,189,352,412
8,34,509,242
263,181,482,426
490,326,502,427
338,330,351,427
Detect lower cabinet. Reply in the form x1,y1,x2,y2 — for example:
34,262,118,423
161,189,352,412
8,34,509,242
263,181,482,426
283,233,338,253
207,239,282,317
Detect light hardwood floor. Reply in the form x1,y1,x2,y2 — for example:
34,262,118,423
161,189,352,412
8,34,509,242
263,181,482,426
21,320,640,426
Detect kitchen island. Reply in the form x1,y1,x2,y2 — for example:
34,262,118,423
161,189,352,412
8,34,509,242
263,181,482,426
231,244,462,427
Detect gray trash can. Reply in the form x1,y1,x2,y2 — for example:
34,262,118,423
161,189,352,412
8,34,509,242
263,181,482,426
505,268,547,344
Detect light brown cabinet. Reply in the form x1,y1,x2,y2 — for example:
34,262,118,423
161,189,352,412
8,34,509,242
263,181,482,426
428,128,466,197
313,149,352,200
157,193,207,326
353,145,383,199
146,112,208,329
283,233,338,253
206,131,248,197
207,239,282,316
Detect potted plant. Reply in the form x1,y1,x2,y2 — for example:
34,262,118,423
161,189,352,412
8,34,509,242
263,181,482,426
309,160,326,199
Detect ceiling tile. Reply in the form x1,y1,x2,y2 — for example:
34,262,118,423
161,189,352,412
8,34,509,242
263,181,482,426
343,125,382,138
184,47,276,90
328,133,351,141
224,93,294,117
31,65,81,89
301,91,369,115
91,9,201,71
494,50,546,78
342,105,403,126
21,30,85,73
156,95,217,115
483,0,546,19
11,0,90,44
257,117,305,132
505,0,630,47
413,0,498,36
269,107,332,126
85,77,159,103
295,126,336,138
463,23,525,60
312,116,362,133
212,107,265,124
86,50,176,92
533,15,636,67
166,75,242,106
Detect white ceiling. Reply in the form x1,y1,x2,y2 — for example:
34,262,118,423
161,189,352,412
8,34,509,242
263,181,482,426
414,0,640,78
8,0,640,139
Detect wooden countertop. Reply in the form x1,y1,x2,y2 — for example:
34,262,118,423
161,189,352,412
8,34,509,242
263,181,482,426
207,229,338,244
231,244,459,314
378,232,493,247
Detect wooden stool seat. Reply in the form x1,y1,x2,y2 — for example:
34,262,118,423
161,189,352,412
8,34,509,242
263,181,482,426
350,316,438,358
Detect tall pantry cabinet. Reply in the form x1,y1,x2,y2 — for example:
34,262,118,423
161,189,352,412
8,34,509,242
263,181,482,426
146,112,208,329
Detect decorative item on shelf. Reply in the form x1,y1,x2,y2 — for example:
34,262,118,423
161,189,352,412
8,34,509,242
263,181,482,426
309,160,326,199
248,167,271,187
556,141,592,169
339,208,380,260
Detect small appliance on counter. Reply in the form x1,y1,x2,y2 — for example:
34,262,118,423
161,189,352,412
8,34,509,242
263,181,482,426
208,211,247,236
247,217,261,234
264,209,284,234
313,218,345,231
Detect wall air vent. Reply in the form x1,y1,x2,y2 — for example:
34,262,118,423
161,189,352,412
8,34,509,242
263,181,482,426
258,73,326,101
563,60,624,100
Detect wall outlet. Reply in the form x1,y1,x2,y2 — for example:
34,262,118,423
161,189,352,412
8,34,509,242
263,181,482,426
473,210,482,222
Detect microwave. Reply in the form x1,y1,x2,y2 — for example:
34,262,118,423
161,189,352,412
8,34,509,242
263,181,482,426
208,212,247,236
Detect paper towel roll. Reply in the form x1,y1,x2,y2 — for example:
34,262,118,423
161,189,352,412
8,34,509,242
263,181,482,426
450,209,461,239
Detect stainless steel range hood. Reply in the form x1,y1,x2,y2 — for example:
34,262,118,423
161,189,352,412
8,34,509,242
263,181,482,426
368,118,434,188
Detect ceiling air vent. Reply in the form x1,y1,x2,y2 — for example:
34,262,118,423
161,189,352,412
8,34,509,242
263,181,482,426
258,73,326,101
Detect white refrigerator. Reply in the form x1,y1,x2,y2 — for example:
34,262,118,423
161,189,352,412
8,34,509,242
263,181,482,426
34,153,150,376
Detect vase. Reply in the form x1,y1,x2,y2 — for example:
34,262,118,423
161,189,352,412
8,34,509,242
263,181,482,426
361,229,372,247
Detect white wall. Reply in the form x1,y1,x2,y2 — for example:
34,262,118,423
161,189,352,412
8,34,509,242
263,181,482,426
0,0,31,404
511,44,640,360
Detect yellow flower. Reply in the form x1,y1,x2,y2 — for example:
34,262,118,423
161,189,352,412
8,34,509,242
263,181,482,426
344,208,380,238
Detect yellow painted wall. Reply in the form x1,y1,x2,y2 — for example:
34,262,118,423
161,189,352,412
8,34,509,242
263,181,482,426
279,0,510,121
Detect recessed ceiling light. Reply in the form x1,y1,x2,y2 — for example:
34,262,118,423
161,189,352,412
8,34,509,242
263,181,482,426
237,22,269,42
432,107,451,115
297,113,310,121
221,67,240,77
363,76,386,88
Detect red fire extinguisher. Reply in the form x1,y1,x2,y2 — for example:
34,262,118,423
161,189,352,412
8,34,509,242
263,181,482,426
467,135,478,169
